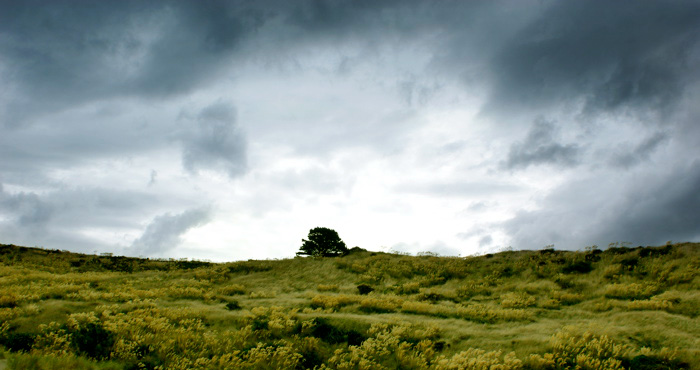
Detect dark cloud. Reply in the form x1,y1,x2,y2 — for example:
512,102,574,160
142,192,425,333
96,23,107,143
0,1,268,126
180,102,247,178
131,207,211,256
504,161,700,250
484,1,700,118
502,118,580,170
599,162,700,245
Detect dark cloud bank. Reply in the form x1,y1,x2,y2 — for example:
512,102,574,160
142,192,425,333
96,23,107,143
1,0,699,256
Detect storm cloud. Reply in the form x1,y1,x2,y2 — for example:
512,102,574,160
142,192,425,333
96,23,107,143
0,1,269,126
504,160,700,250
1,1,698,260
484,1,700,118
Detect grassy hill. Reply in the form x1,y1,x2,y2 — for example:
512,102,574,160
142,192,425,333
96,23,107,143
0,242,698,369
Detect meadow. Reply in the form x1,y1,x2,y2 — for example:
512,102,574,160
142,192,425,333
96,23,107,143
0,242,698,369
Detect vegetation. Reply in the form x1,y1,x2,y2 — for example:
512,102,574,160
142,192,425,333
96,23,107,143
0,242,698,369
297,227,348,257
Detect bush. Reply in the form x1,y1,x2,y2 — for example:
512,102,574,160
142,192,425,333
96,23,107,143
218,284,247,295
417,292,448,303
638,245,673,258
394,282,420,295
0,294,19,308
359,297,401,313
226,261,273,274
225,301,241,310
622,355,689,370
302,318,366,345
310,294,359,310
357,284,374,295
456,282,492,300
550,291,584,306
561,261,593,274
528,328,629,370
0,331,35,352
604,283,660,300
70,322,114,360
618,257,639,271
500,293,536,308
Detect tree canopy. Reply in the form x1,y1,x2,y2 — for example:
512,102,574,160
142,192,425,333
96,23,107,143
297,227,348,257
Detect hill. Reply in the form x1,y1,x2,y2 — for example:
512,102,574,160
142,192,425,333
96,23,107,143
1,242,698,369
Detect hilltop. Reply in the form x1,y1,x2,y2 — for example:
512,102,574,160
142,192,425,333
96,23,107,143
1,242,698,369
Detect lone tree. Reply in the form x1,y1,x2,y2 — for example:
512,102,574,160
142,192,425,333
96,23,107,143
297,227,348,257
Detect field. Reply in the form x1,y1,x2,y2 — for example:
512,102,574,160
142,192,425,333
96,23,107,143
0,242,698,369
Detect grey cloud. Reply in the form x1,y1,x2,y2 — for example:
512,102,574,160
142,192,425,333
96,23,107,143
504,161,700,250
131,207,211,256
484,1,700,118
181,102,247,178
0,105,173,184
478,235,493,247
13,188,158,230
0,186,53,230
502,118,580,170
0,183,172,252
149,170,158,187
609,132,668,169
467,201,487,212
398,78,443,107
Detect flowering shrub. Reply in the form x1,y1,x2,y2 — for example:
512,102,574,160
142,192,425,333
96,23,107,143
310,294,361,310
217,284,247,295
604,283,660,300
528,328,630,370
626,298,672,311
500,292,537,308
359,297,402,313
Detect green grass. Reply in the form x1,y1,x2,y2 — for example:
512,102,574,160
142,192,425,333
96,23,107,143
0,242,698,369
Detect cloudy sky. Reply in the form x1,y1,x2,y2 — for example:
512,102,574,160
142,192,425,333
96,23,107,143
1,1,699,261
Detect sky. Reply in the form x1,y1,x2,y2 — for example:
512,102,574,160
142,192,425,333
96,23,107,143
1,0,699,261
